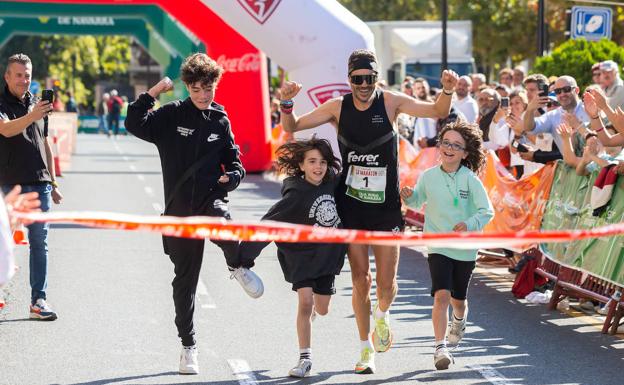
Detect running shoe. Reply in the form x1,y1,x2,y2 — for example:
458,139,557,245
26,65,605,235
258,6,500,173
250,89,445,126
447,317,466,345
229,267,264,298
354,347,375,374
29,299,57,321
434,346,453,370
288,358,312,378
372,304,393,352
179,345,199,375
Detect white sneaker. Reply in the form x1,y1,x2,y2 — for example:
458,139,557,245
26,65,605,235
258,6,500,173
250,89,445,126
434,346,453,370
179,345,199,375
447,317,466,345
29,299,58,321
288,358,312,378
230,267,264,298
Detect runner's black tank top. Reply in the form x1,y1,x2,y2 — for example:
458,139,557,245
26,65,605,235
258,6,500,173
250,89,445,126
337,89,400,210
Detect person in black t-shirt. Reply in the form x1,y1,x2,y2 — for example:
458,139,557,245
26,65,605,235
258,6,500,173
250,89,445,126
0,53,63,321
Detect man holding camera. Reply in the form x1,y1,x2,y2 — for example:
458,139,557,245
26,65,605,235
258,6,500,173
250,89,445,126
0,53,63,321
520,75,588,163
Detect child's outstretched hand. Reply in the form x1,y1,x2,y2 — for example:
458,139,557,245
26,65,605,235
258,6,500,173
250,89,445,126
452,222,467,232
400,186,413,200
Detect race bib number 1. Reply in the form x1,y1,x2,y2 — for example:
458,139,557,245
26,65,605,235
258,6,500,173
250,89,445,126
345,165,387,203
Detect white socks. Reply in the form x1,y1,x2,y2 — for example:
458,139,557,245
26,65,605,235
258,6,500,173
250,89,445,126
299,348,311,360
361,339,374,351
374,305,387,320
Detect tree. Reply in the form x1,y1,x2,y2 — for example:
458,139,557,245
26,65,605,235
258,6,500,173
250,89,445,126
447,0,538,79
339,0,540,79
533,38,624,91
0,35,130,110
338,0,624,81
46,35,130,110
338,0,436,21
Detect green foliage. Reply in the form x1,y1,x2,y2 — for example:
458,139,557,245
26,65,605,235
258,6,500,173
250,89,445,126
338,0,436,21
0,35,130,110
533,39,624,90
338,0,624,80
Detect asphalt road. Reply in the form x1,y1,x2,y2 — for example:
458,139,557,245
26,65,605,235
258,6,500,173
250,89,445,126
1,135,623,385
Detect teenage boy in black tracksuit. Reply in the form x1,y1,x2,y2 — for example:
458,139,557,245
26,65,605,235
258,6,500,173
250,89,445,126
124,53,264,375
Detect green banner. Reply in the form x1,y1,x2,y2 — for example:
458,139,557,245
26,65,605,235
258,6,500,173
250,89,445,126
541,161,624,285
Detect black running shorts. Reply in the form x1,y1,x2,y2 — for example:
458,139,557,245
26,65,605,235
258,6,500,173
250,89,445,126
428,253,475,300
292,275,336,295
339,205,404,233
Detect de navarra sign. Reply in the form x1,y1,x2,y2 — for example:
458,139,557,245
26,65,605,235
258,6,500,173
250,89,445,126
57,17,115,26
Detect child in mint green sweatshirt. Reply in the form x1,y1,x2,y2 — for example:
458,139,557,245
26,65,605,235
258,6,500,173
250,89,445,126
400,120,494,371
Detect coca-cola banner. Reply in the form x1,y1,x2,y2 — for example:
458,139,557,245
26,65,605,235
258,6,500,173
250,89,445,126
205,0,375,154
15,0,273,172
216,53,263,73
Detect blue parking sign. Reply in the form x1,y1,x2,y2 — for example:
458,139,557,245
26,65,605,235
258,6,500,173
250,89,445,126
571,6,612,41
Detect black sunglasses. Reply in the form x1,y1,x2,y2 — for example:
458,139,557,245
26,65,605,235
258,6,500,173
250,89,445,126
553,85,573,95
350,74,377,85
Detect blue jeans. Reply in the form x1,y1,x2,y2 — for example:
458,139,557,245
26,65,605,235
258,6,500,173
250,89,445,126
98,115,109,134
107,114,120,136
2,183,51,304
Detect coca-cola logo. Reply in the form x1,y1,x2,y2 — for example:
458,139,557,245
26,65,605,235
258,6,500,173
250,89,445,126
237,0,282,25
216,53,261,73
307,83,351,107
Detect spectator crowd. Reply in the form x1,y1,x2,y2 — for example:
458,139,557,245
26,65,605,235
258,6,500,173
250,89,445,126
392,61,624,180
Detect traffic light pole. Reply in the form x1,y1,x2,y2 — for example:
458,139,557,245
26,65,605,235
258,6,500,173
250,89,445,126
442,0,448,70
537,0,546,56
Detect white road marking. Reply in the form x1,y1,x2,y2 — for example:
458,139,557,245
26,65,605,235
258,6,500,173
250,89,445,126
197,279,216,309
144,186,154,196
137,174,145,181
122,156,129,161
228,359,258,385
129,164,136,171
152,203,163,213
467,364,513,385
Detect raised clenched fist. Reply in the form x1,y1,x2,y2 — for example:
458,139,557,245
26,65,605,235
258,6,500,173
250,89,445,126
440,70,459,92
148,77,174,98
280,81,302,101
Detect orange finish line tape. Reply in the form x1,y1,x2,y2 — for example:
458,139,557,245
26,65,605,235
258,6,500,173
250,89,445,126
14,211,624,250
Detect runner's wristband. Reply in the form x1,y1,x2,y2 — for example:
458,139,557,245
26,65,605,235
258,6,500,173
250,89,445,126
280,99,294,108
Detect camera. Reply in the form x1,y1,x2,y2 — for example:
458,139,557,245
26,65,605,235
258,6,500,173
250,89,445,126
500,97,509,108
512,139,529,153
538,83,549,97
41,89,54,104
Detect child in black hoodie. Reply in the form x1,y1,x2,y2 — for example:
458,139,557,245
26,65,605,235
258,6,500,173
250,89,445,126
239,138,347,378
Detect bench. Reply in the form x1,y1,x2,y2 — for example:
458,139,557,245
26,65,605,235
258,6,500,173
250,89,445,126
532,248,559,282
548,264,623,334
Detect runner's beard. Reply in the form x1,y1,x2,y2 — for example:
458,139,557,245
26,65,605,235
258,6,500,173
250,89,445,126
354,86,375,104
